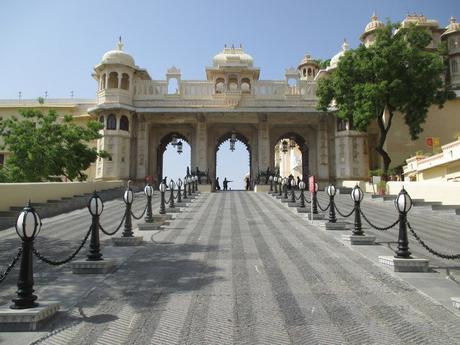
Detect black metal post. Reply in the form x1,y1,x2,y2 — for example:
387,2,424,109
278,181,282,196
169,187,175,208
11,239,37,309
122,200,133,237
177,186,182,203
312,191,318,214
274,181,278,194
87,211,102,261
395,212,411,258
290,187,296,203
283,184,288,199
270,179,273,192
160,190,166,214
352,201,363,235
299,190,305,208
328,194,337,223
183,182,188,199
188,179,192,195
145,192,153,223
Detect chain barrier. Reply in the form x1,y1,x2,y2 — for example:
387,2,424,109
303,194,311,204
407,221,460,260
359,209,399,231
295,193,302,201
100,213,126,236
131,205,148,220
33,226,92,266
334,204,355,218
165,192,172,204
316,198,330,212
174,191,180,200
0,248,23,284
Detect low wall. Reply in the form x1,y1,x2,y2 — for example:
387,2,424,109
340,180,460,205
0,181,124,211
197,184,212,193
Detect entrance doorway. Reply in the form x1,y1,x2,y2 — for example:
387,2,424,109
274,133,309,182
157,132,191,185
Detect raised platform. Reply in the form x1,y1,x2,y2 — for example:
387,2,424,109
71,259,116,274
138,222,164,230
0,301,60,331
166,207,181,213
322,222,351,230
342,234,376,245
378,256,429,272
112,236,144,246
306,213,325,220
254,184,270,193
451,297,460,310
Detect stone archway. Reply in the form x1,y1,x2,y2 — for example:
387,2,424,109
214,131,252,190
156,132,191,184
273,131,309,182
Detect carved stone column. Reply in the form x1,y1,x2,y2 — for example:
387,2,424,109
195,114,208,172
257,114,270,172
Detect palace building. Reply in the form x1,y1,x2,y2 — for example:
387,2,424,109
0,13,459,186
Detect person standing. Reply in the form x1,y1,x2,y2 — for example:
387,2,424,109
215,177,221,191
223,177,232,191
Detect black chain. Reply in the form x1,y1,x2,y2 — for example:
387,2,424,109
131,205,147,220
165,193,172,204
303,194,311,204
316,198,330,211
295,193,302,201
174,191,180,200
33,226,92,266
334,204,355,218
359,209,399,231
0,248,23,284
100,213,126,236
407,221,460,260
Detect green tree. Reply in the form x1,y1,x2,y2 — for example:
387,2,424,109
317,22,454,175
0,108,108,182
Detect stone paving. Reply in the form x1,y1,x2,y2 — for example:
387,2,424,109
0,191,460,344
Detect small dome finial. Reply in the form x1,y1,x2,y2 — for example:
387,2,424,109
342,38,349,51
371,11,378,21
117,36,124,51
451,16,457,24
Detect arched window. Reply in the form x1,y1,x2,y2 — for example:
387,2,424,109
120,115,129,131
241,78,251,93
108,72,118,88
107,114,117,130
452,59,458,74
121,73,130,90
99,115,104,127
168,78,179,94
215,78,225,93
308,68,312,76
303,68,307,77
101,74,106,90
228,76,238,91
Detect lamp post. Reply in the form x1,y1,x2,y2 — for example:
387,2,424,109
282,178,288,199
326,185,337,223
183,177,188,200
312,182,319,214
169,179,176,209
188,176,192,195
176,178,183,203
273,176,278,194
290,178,297,203
269,175,273,192
195,176,199,193
278,176,283,197
87,192,104,261
395,188,413,258
299,181,306,208
122,182,134,237
11,201,42,309
144,184,154,223
351,185,364,235
159,182,166,214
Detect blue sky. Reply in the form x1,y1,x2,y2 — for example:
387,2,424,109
0,1,457,188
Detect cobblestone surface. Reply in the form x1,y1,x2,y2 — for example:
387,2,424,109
1,191,459,344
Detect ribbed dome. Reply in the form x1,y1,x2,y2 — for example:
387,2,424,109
101,38,135,68
329,39,349,70
364,13,384,34
213,45,254,67
442,16,460,38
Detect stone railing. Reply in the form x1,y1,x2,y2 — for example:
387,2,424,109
97,89,132,105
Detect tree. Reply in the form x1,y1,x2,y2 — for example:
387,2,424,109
317,22,454,175
0,108,108,182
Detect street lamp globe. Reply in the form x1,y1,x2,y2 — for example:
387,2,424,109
396,188,412,213
269,175,273,182
144,184,153,197
123,188,134,205
326,185,336,197
290,179,297,187
282,177,287,185
351,185,364,202
177,141,183,154
88,192,104,216
177,178,183,188
15,202,42,241
299,181,306,190
159,182,167,193
169,179,176,190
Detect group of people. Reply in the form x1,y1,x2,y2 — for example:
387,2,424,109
215,177,232,191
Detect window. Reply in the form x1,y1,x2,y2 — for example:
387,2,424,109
337,118,347,131
168,78,179,94
215,78,225,93
121,73,130,90
120,115,129,131
101,74,106,89
308,68,312,76
241,78,251,93
303,68,307,77
99,115,104,126
452,59,458,74
108,72,118,88
107,114,117,130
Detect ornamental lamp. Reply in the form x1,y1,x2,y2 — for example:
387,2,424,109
282,177,288,185
314,182,319,193
177,178,183,188
290,179,297,187
326,185,336,197
290,137,296,148
282,140,288,153
299,181,306,190
159,182,167,193
171,134,178,146
123,188,134,205
169,179,176,190
396,187,412,213
88,192,104,217
15,202,42,241
144,184,153,197
177,141,183,154
269,175,273,181
351,185,364,203
231,130,237,141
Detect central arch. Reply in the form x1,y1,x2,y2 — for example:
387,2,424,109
273,131,309,182
215,131,252,190
156,132,191,184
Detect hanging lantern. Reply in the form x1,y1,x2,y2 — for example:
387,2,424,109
177,141,183,154
290,137,296,148
230,140,235,152
231,130,237,142
282,140,288,153
171,134,178,146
